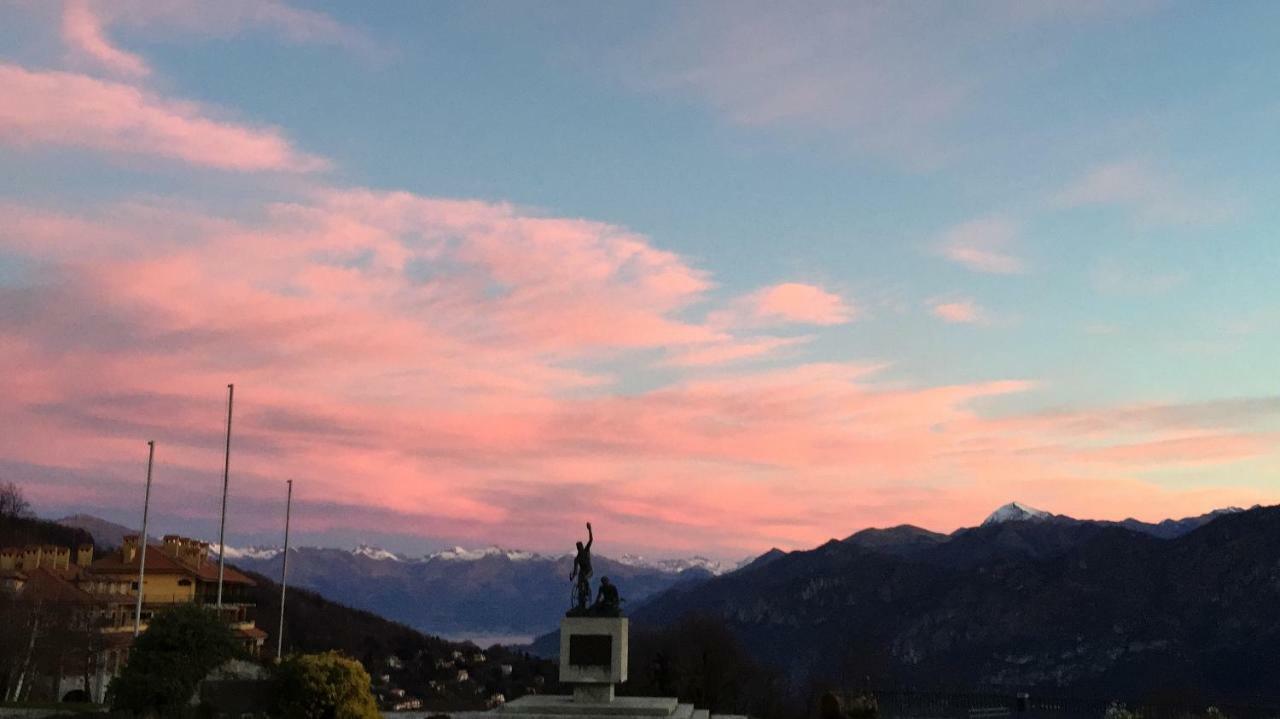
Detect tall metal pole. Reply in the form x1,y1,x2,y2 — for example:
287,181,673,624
216,383,234,610
133,441,155,637
276,479,293,660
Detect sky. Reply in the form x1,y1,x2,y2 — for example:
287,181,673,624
1,1,1279,560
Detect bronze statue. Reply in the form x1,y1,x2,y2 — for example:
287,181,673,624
569,522,593,613
592,576,621,616
566,523,626,617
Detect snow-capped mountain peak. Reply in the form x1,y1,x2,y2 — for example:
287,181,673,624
982,501,1052,526
614,554,733,575
425,546,542,562
217,545,282,561
351,545,403,562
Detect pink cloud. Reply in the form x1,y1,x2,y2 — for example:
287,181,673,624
0,64,327,171
937,215,1026,274
931,298,984,324
1079,434,1274,466
56,0,377,78
725,282,854,327
61,0,151,78
2,194,1277,558
663,335,811,367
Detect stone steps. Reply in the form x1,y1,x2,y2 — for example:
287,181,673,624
502,696,684,719
497,697,744,719
670,704,695,719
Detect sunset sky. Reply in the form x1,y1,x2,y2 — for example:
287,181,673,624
2,1,1279,560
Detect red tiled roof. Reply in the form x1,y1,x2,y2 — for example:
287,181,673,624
87,544,255,586
18,567,97,604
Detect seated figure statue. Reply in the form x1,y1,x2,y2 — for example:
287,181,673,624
589,576,623,617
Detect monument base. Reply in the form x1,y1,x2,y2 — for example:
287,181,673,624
498,615,733,719
503,695,680,717
559,616,628,688
575,684,615,704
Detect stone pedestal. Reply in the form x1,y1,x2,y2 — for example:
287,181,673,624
573,684,616,703
502,615,716,719
559,616,628,690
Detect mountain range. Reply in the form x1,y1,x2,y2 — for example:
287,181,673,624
55,514,739,643
4,512,558,711
59,502,1263,667
625,502,1280,702
223,544,727,643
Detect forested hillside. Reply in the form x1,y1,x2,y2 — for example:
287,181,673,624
634,505,1280,705
1,498,559,711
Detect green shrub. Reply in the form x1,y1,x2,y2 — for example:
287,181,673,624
107,604,242,715
845,692,878,719
274,651,379,719
1105,702,1140,719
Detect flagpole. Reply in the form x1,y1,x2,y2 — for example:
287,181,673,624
133,440,155,637
216,383,234,610
276,479,293,660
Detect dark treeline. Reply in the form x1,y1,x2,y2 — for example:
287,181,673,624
244,567,561,709
0,509,104,703
623,614,800,719
0,497,559,710
0,513,94,553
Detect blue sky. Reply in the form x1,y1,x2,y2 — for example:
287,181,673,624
1,1,1278,558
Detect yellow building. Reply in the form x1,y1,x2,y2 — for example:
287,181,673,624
83,534,265,653
1,535,266,703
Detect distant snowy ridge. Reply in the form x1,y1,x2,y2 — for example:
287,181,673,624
214,541,736,572
615,553,737,576
216,544,399,562
975,501,1251,529
352,544,404,561
172,501,1263,570
215,545,282,561
426,546,546,562
217,543,553,563
982,501,1052,526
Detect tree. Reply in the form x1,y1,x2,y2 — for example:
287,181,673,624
0,593,40,702
274,651,379,719
0,481,32,519
108,603,242,715
627,614,791,719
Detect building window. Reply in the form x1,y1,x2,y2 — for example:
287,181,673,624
177,579,192,587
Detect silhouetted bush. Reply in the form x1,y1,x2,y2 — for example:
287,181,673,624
626,614,795,719
107,604,242,715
